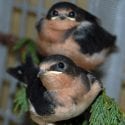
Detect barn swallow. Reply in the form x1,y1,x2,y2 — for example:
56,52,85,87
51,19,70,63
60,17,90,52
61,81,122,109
7,54,102,125
36,1,116,70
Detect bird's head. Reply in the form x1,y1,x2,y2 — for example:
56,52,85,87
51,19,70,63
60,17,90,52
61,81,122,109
36,2,99,32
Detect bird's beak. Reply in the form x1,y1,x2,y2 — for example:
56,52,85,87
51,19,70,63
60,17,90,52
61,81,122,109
37,70,62,78
51,15,75,21
59,15,66,20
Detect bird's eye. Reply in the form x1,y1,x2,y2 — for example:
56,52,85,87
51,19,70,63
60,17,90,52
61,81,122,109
52,10,59,16
57,62,65,70
68,11,76,18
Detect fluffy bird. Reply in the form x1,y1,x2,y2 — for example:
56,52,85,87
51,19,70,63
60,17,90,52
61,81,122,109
7,55,102,125
36,1,116,70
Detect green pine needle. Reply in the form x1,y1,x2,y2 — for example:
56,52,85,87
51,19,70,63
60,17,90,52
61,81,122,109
89,90,125,125
13,38,40,64
14,86,29,114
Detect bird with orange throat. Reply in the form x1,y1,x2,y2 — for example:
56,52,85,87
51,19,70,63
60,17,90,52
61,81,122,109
7,54,102,125
36,1,116,71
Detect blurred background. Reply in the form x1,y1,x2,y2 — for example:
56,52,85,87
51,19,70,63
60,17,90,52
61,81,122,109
0,0,125,125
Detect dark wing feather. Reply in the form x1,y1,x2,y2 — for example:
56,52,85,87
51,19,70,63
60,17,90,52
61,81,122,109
73,23,116,55
7,54,56,115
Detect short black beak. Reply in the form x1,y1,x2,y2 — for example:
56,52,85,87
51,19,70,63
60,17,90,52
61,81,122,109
59,15,66,20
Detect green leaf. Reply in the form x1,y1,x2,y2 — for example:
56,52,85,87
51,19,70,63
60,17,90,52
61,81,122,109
14,85,29,114
13,37,40,64
89,90,125,125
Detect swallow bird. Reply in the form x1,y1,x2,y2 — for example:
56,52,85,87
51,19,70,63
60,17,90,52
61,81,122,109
36,1,116,70
7,54,102,125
